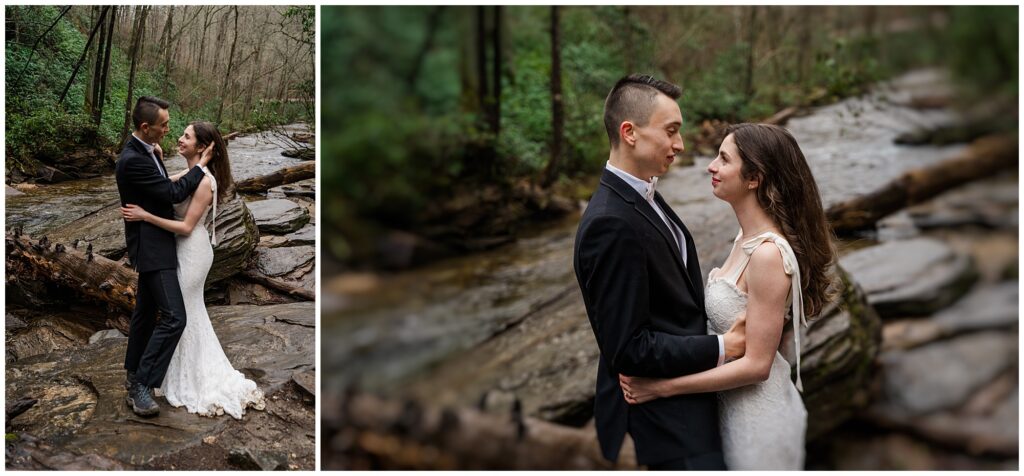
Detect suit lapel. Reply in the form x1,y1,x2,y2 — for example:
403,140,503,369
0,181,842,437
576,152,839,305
656,193,705,308
600,170,699,300
126,136,167,178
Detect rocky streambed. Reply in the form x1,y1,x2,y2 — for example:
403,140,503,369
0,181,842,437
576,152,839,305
322,70,1017,469
6,126,317,470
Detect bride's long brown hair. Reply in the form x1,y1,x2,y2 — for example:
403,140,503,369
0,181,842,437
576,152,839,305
189,121,234,202
727,123,837,318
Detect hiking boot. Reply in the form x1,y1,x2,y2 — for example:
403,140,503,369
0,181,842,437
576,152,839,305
126,381,159,417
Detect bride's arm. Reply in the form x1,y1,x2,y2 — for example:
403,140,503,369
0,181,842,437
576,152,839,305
621,245,792,400
120,177,213,236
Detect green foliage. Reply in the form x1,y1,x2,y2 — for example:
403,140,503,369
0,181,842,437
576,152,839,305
6,5,310,173
321,5,1010,236
945,6,1018,98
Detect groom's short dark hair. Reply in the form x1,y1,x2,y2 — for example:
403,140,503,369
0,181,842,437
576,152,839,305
603,74,682,148
132,96,171,130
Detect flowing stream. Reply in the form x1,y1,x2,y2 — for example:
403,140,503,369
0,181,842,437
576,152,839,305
5,123,312,236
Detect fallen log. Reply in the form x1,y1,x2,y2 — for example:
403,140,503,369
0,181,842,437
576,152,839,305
323,391,638,470
223,131,241,141
241,269,315,301
826,134,1018,235
763,106,805,126
6,229,137,315
236,161,315,194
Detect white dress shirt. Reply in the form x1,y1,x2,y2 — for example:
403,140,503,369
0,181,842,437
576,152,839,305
132,133,166,178
605,162,726,366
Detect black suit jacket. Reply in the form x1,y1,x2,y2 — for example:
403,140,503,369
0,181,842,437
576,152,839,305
114,136,206,273
573,169,722,466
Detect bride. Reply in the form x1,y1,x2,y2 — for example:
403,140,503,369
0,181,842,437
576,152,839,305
619,123,836,469
121,121,265,419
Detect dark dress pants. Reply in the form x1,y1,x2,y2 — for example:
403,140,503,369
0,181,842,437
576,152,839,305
124,269,188,388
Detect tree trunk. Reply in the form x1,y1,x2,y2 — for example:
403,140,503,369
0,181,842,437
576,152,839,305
235,161,315,193
475,6,488,126
121,6,149,145
826,134,1019,234
406,6,445,91
744,6,758,102
542,6,564,188
58,6,108,107
216,6,240,125
491,5,502,138
95,6,117,128
13,6,71,92
161,5,175,96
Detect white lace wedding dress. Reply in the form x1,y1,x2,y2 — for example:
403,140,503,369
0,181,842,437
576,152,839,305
705,231,807,470
157,167,265,419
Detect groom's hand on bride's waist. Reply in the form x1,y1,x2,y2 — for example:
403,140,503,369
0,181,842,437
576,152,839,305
723,312,747,360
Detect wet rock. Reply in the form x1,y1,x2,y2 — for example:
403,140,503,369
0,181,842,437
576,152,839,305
292,369,315,401
906,176,1019,230
839,238,978,318
88,329,125,345
248,199,309,234
228,447,288,471
260,224,314,248
400,267,882,439
863,371,1018,458
6,396,38,422
255,246,315,278
45,194,258,286
376,229,456,269
46,201,125,260
226,279,299,306
9,438,131,470
883,282,1018,350
872,331,1016,418
206,195,259,284
267,178,315,199
6,313,96,362
4,302,314,467
7,185,25,196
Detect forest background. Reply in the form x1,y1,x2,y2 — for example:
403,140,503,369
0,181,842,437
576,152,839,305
6,5,315,183
321,5,1017,269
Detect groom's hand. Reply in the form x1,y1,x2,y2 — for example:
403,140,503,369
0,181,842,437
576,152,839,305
723,312,747,360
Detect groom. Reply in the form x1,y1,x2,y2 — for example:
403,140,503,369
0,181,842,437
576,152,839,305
115,96,211,416
573,75,745,470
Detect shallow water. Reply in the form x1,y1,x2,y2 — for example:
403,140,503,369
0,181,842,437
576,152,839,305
5,123,312,236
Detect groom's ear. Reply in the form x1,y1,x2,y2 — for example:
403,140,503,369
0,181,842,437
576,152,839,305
620,121,637,147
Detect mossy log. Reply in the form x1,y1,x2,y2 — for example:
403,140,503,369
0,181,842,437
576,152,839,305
236,161,315,194
6,229,137,326
322,391,638,470
826,134,1018,235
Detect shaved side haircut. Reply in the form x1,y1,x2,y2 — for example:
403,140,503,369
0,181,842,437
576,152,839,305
603,74,682,148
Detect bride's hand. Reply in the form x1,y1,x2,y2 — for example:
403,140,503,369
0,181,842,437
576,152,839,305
198,144,214,167
153,143,163,159
121,204,152,222
619,374,665,405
